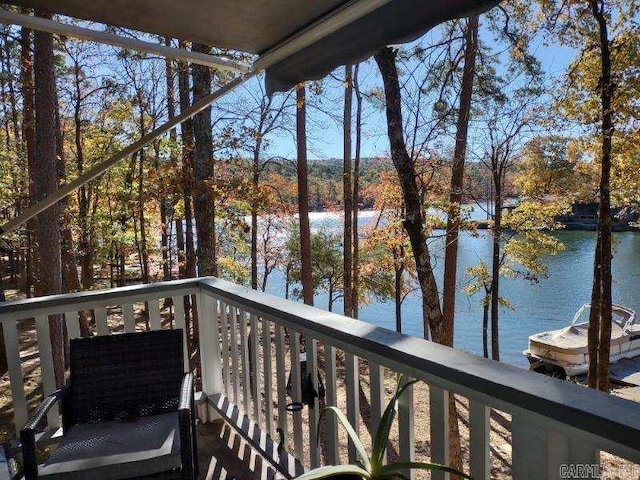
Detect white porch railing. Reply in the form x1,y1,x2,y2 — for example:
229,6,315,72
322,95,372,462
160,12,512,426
1,277,640,480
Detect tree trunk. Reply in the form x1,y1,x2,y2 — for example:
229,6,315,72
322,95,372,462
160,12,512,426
588,0,614,393
490,176,502,362
437,19,479,468
177,48,198,344
33,11,64,386
352,64,362,318
296,84,313,306
251,135,263,290
162,39,176,283
394,260,403,333
343,65,354,318
587,235,602,388
177,50,197,280
191,43,217,277
375,45,464,474
442,15,479,348
73,62,94,290
482,299,490,358
374,47,442,340
54,89,91,337
20,24,35,298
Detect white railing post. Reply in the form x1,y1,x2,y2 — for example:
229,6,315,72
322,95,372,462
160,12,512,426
122,303,135,333
94,308,109,336
35,315,60,428
64,311,81,340
249,313,262,426
239,310,251,413
430,385,449,480
307,338,320,469
291,332,304,460
197,292,223,422
261,317,274,435
546,430,599,480
229,306,241,404
275,324,288,441
2,320,27,429
345,352,360,464
512,412,548,480
469,400,490,480
172,296,189,369
148,299,162,330
398,379,415,479
324,345,339,465
220,301,231,397
369,361,385,464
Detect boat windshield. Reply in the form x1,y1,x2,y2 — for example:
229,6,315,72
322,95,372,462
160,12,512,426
570,304,636,330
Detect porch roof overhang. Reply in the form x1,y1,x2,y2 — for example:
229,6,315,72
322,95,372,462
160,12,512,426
3,0,498,94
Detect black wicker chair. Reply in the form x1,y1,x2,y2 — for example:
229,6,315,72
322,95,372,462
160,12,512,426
21,329,197,480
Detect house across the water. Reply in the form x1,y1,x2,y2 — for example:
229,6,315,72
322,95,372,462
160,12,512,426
558,202,639,231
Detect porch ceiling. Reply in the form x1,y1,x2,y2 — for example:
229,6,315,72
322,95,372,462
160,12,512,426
3,0,499,93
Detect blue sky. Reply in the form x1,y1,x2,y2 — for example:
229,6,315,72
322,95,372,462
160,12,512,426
243,20,579,162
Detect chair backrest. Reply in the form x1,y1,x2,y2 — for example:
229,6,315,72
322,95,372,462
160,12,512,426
63,329,185,428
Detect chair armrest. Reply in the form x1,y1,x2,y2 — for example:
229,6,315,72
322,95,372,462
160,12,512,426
178,372,194,411
22,388,65,433
21,388,65,480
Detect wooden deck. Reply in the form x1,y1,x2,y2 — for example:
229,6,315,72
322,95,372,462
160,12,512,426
198,420,287,480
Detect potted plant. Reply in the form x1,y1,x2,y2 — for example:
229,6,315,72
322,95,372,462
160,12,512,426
297,376,473,480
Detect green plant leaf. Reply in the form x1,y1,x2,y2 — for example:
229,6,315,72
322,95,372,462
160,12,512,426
295,464,371,479
375,462,474,480
319,406,371,472
371,375,418,471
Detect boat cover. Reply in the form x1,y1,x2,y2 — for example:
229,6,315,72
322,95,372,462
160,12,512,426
530,322,627,355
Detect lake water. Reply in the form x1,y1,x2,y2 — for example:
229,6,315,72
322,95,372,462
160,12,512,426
265,210,640,368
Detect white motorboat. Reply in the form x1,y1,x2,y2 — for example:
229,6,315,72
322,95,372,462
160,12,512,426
524,304,639,377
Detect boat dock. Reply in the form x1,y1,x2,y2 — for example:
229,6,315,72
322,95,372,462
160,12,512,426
611,357,640,402
572,357,640,402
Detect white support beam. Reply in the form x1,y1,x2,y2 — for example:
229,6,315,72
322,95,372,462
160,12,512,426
0,9,249,74
253,0,391,71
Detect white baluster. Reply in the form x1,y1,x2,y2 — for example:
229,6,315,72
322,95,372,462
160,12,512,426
197,293,223,422
469,400,490,480
64,311,81,340
148,298,162,330
275,324,288,440
261,317,273,435
307,338,320,468
345,352,359,463
94,308,109,336
291,332,303,460
324,345,339,465
229,306,241,404
3,320,27,429
220,301,231,397
250,313,262,426
429,385,449,480
512,412,547,480
122,303,135,333
35,316,60,428
172,296,189,369
398,378,415,479
240,310,251,413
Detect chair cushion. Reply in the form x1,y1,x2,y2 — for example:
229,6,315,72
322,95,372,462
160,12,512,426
39,413,181,480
